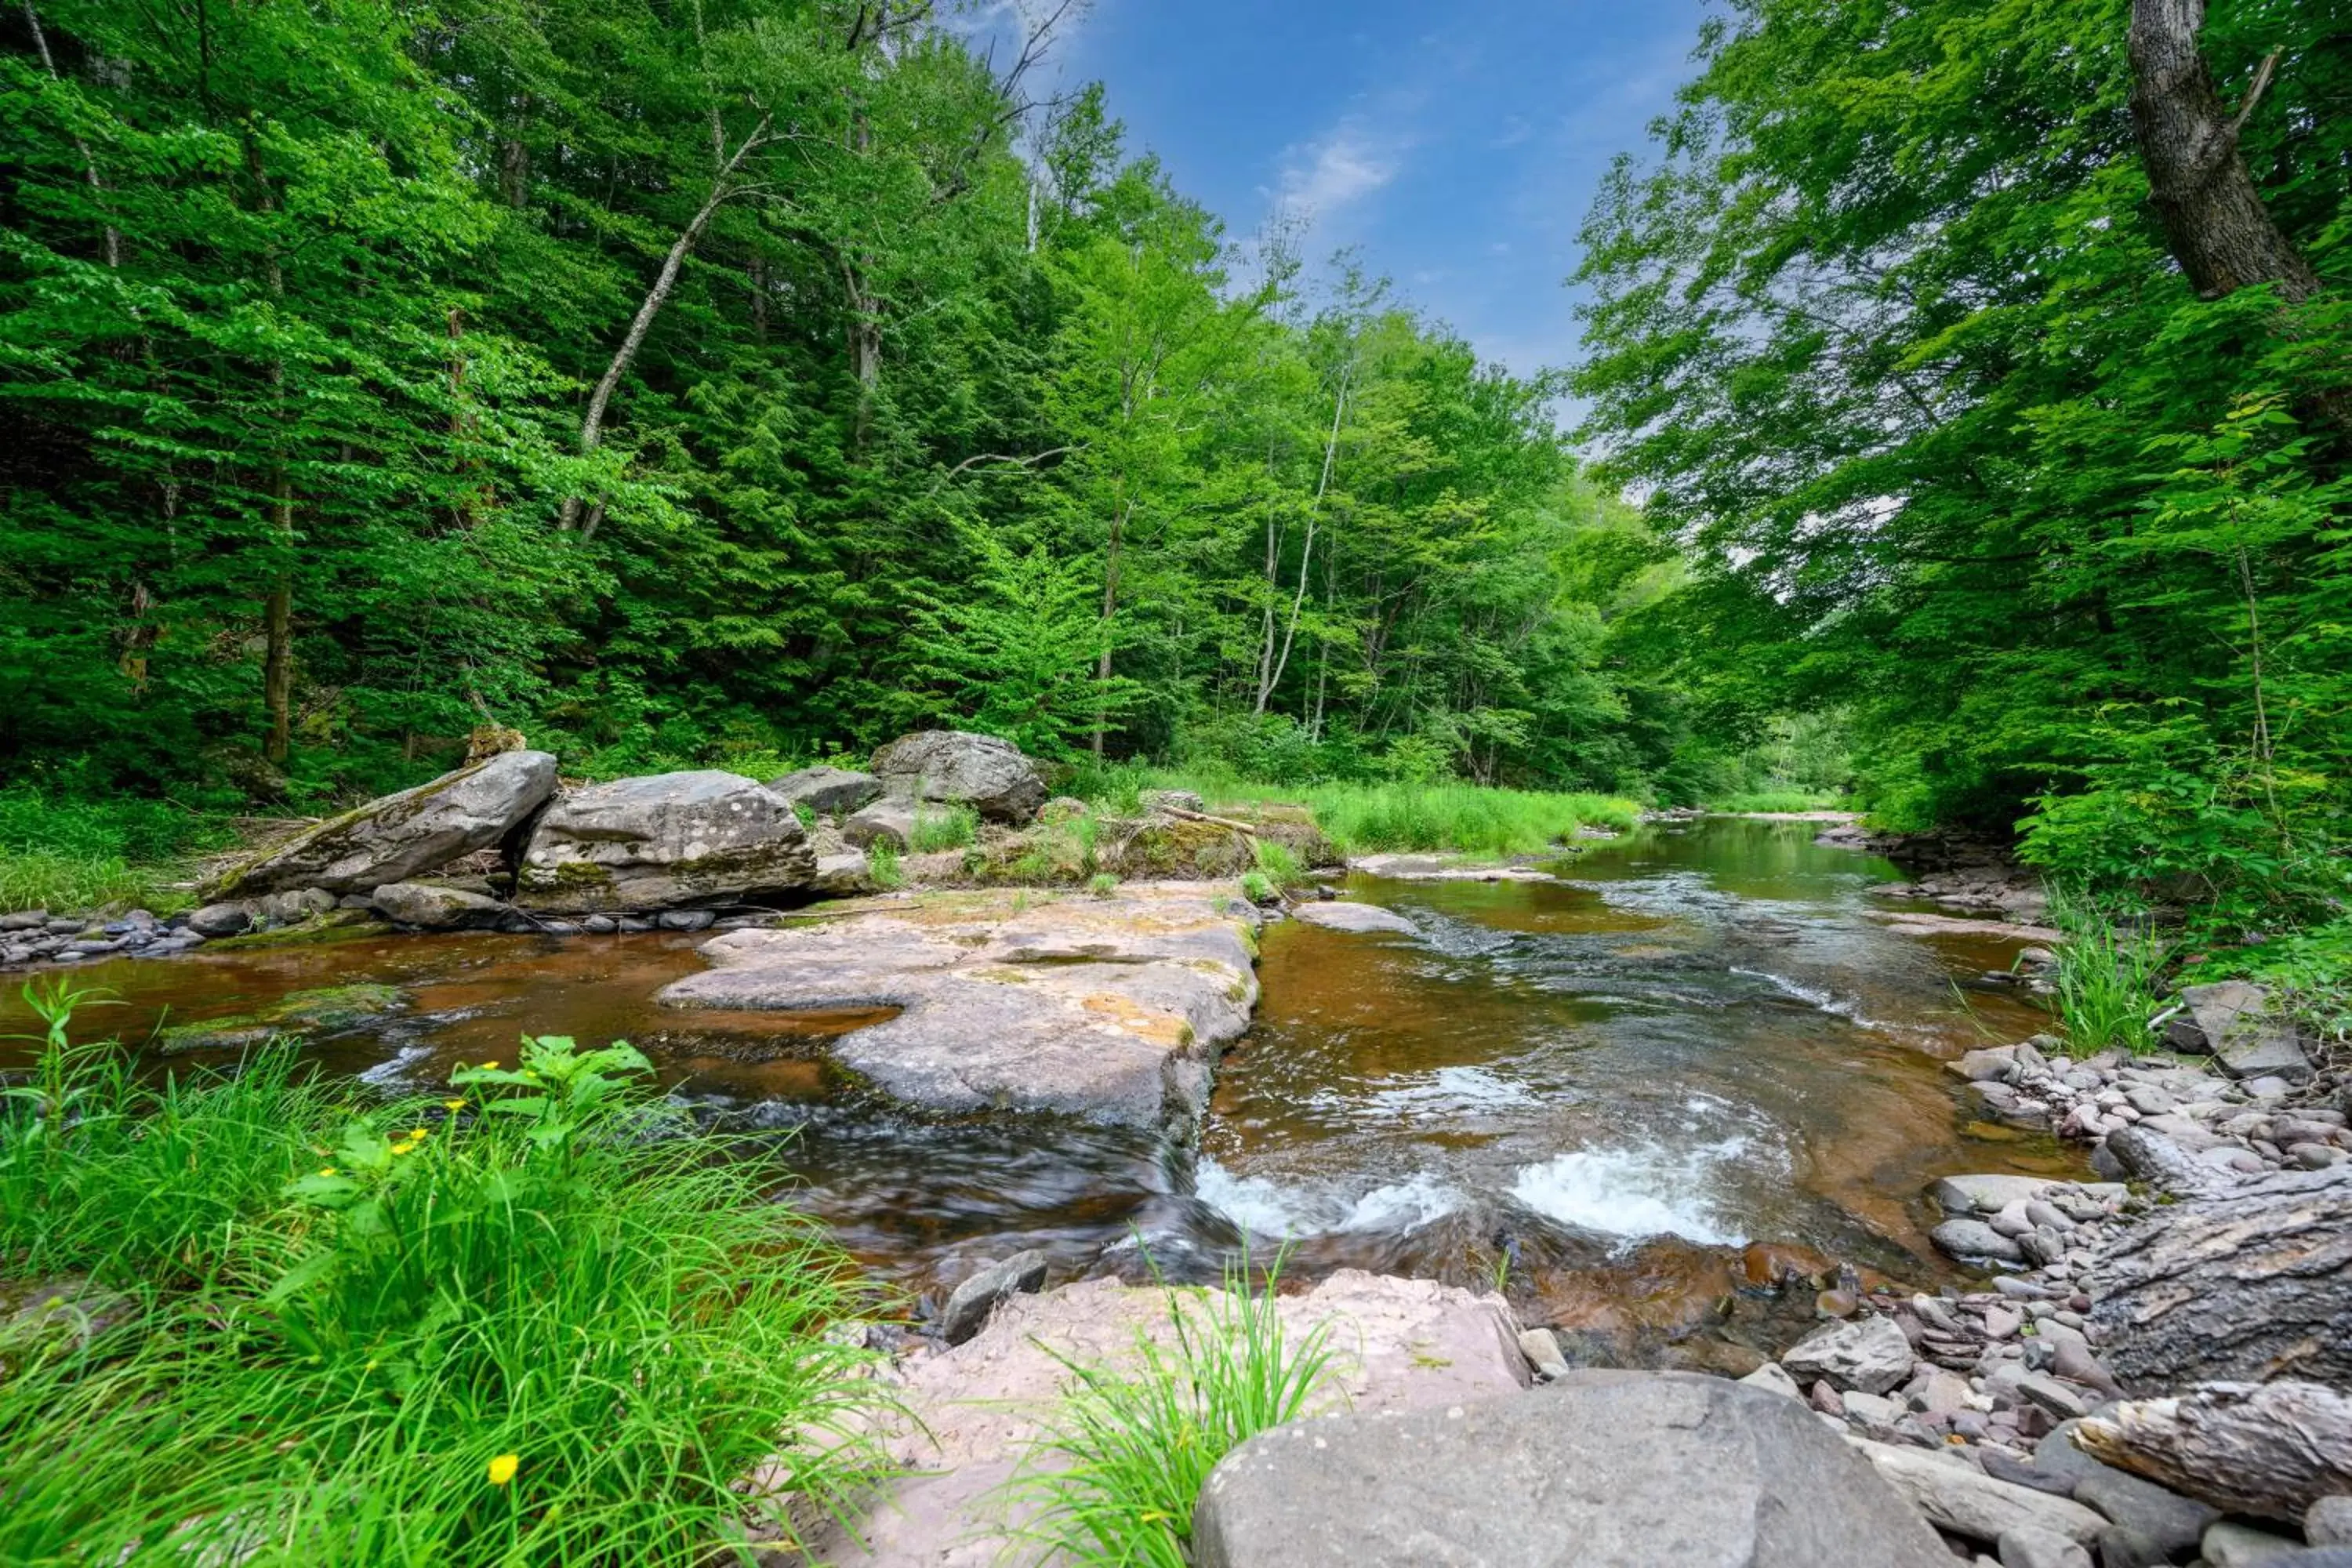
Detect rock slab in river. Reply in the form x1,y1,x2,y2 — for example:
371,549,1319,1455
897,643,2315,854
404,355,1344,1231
657,884,1258,1129
514,771,814,913
205,750,557,898
1192,1370,1951,1568
1291,899,1418,935
869,730,1046,823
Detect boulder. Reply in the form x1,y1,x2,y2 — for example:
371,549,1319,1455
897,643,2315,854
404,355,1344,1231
1780,1314,1916,1396
869,730,1046,824
370,880,510,931
938,1250,1048,1345
1192,1370,1951,1568
205,750,557,898
768,765,884,816
1292,900,1418,935
840,796,917,854
514,771,814,913
1094,812,1257,878
2177,982,2313,1081
186,902,253,938
810,852,877,896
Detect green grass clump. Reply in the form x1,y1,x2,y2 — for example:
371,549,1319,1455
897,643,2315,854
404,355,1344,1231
0,988,886,1566
1250,838,1305,889
1708,789,1846,814
2045,886,2172,1058
909,803,979,853
0,785,230,915
866,837,905,889
1004,1254,1334,1566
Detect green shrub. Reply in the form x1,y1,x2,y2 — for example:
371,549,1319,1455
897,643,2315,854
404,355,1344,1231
1004,1254,1334,1566
1238,871,1276,904
909,804,978,854
2045,887,2172,1058
0,1003,887,1566
1251,838,1304,888
1087,872,1120,898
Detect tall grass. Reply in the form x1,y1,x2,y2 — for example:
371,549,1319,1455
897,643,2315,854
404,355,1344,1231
0,786,229,914
0,994,887,1566
908,802,979,853
2046,886,2172,1058
1708,789,1846,814
1004,1254,1335,1567
1278,782,1639,855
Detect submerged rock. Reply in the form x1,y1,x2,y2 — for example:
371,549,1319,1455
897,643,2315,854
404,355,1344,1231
869,730,1047,824
204,750,557,899
1193,1370,1951,1568
1291,900,1417,935
656,884,1259,1130
156,983,404,1054
514,771,815,913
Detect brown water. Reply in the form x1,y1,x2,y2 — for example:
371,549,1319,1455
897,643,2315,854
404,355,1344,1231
0,819,2078,1348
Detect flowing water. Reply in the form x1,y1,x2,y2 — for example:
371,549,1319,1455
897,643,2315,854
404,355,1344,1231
1,818,2079,1357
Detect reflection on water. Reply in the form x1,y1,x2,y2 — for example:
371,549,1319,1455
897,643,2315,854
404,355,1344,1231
0,820,2078,1349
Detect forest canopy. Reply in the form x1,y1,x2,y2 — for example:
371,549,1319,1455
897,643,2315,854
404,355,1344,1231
2,0,2348,938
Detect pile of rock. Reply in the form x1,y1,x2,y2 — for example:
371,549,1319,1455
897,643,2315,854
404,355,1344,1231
1817,820,2048,922
0,731,1080,967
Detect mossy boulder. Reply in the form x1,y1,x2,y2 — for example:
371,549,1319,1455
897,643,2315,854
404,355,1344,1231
156,982,404,1054
204,750,557,899
1095,813,1256,879
515,771,815,913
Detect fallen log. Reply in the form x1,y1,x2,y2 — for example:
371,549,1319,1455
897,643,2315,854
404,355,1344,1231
1160,804,1258,836
2086,1160,2352,1392
2074,1381,2352,1523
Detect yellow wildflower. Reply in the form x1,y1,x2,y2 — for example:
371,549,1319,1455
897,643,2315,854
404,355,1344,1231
479,1061,499,1073
443,1098,466,1111
408,1127,429,1140
317,1167,336,1178
488,1453,519,1487
391,1141,416,1156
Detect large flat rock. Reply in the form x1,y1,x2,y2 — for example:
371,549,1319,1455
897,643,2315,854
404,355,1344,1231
1192,1370,1951,1568
204,750,557,898
658,884,1260,1128
807,1270,1528,1568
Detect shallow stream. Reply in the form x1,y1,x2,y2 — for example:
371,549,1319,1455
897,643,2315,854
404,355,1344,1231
0,818,2079,1355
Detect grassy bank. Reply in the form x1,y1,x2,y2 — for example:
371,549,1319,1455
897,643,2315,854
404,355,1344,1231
0,993,883,1565
1704,789,1848,815
0,787,230,916
1084,768,1642,858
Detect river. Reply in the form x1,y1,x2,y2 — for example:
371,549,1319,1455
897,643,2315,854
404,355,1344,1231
0,818,2079,1359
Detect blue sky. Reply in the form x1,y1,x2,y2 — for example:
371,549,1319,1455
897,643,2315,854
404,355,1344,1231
1046,0,1714,380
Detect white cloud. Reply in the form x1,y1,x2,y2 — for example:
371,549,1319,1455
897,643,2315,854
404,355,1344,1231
1275,118,1406,222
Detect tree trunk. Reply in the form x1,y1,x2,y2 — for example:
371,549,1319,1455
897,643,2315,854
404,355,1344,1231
1091,497,1129,758
2127,0,2320,304
2076,1380,2352,1523
560,116,768,532
2086,1154,2352,1392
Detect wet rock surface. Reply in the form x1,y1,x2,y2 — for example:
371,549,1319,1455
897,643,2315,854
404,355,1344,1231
657,884,1260,1129
1289,898,1418,935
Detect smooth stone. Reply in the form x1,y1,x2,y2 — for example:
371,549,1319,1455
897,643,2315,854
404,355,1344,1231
186,902,254,938
1517,1327,1570,1381
1192,1372,1953,1568
370,880,510,931
656,909,716,932
1856,1440,2109,1544
1998,1525,2092,1568
2204,1520,2309,1566
580,914,617,935
1936,1218,2029,1265
2310,1497,2352,1547
938,1249,1048,1345
2034,1421,2217,1554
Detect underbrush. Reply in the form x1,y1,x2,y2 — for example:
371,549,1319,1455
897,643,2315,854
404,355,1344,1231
0,786,230,915
2045,887,2172,1058
1004,1254,1334,1566
1708,789,1846,814
0,989,884,1566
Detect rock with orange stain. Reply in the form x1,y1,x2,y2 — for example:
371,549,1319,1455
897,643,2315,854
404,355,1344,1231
656,883,1260,1130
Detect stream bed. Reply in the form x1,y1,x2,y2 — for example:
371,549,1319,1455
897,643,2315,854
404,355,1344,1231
0,818,2082,1355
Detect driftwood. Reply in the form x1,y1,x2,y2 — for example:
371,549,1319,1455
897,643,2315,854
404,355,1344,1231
2087,1153,2352,1392
2076,1381,2352,1523
1160,804,1258,836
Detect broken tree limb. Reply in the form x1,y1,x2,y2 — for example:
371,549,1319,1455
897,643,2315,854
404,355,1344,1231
2087,1158,2352,1392
2075,1380,2352,1523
